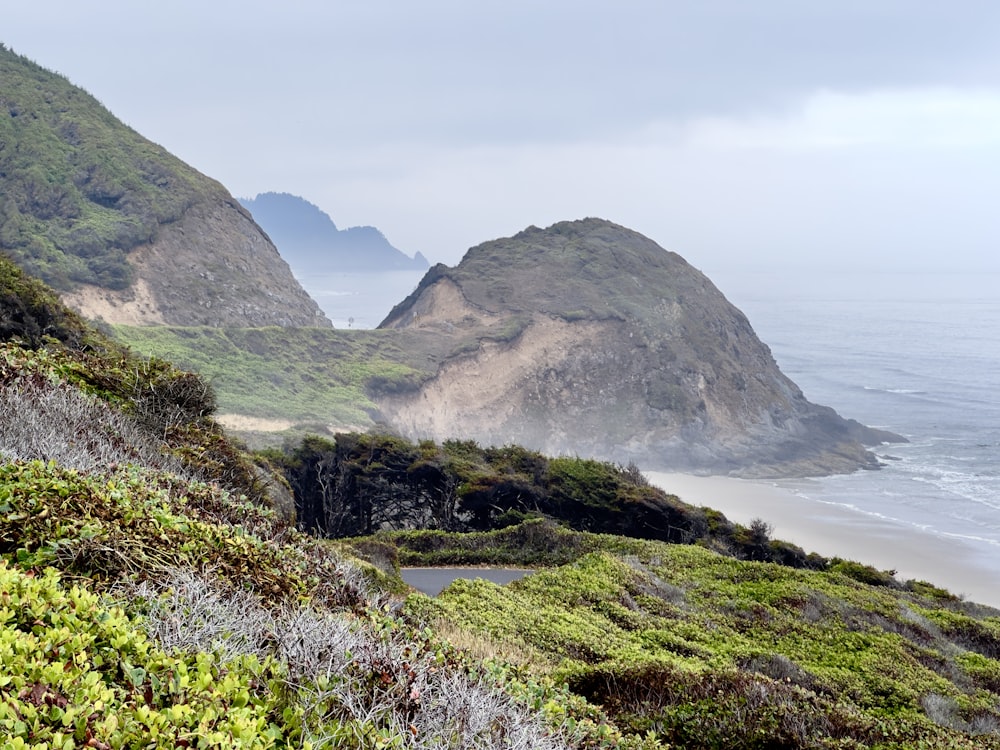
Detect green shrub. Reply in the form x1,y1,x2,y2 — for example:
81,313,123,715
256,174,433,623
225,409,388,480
0,561,287,749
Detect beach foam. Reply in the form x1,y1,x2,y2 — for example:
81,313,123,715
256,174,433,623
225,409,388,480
646,471,1000,609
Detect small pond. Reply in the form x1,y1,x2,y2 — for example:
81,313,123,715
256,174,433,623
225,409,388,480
400,568,533,596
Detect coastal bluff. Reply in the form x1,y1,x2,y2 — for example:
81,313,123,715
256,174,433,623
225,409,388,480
377,218,902,477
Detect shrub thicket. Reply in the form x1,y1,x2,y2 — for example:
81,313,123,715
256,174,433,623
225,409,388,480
272,432,827,570
0,47,209,290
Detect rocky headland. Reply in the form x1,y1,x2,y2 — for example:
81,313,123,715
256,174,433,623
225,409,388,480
377,218,903,476
240,192,429,273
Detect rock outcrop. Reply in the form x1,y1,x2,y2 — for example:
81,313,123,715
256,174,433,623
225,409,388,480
240,192,429,272
377,218,902,477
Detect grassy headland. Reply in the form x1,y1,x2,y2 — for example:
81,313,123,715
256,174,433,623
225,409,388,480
6,253,1000,747
0,256,596,749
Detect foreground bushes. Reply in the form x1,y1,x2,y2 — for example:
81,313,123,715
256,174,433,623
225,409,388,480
0,561,284,749
0,455,593,749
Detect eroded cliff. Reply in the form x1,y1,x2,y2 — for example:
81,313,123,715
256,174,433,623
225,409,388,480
377,218,901,476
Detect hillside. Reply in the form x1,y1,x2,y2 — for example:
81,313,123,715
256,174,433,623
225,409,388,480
240,192,429,272
0,44,329,328
0,255,587,749
6,256,1000,748
378,218,902,476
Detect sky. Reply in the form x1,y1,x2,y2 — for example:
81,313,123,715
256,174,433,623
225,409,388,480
5,1,1000,275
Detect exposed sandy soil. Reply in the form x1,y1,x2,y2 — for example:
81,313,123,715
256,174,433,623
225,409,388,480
62,274,165,326
382,277,501,330
380,315,610,444
216,414,295,432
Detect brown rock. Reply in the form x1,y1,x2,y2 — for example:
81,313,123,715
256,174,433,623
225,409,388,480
376,218,903,477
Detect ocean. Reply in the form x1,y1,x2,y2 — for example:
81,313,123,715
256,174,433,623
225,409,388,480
301,270,427,329
300,266,1000,589
707,267,1000,586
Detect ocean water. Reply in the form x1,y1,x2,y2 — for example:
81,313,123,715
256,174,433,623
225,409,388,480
297,270,426,329
708,267,1000,580
305,265,1000,583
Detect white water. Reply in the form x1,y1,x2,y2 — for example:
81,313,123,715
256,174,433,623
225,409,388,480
708,267,1000,582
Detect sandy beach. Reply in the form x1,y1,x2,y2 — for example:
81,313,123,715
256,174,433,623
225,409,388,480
646,472,1000,609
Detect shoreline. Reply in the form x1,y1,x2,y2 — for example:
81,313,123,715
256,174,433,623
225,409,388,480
645,471,1000,609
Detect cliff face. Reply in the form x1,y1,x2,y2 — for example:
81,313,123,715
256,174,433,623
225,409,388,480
0,46,329,328
61,200,330,328
378,218,901,476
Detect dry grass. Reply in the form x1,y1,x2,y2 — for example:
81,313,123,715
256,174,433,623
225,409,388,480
123,569,572,749
0,372,186,475
427,617,551,671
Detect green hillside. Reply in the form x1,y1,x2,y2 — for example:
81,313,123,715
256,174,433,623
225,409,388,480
402,530,1000,749
0,44,219,290
114,324,451,438
7,235,1000,747
1,255,593,748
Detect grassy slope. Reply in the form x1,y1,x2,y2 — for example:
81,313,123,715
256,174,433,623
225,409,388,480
0,259,599,749
0,44,218,290
398,526,1000,749
114,324,453,433
11,256,1000,748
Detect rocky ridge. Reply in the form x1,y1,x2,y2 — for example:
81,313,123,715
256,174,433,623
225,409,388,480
378,218,902,476
62,199,331,328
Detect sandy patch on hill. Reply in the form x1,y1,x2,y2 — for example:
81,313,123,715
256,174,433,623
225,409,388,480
382,278,501,330
62,277,165,326
380,315,609,443
216,414,295,432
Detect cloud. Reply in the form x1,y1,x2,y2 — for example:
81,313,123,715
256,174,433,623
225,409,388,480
680,89,1000,151
5,2,1000,272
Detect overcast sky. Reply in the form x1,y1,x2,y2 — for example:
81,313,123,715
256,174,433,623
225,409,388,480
6,1,1000,274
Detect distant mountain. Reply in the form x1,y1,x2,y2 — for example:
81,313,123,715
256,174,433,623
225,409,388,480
0,45,329,328
239,192,429,272
378,218,903,476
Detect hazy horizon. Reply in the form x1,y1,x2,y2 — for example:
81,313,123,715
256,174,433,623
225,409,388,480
6,3,1000,277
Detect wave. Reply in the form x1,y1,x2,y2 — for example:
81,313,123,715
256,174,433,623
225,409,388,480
908,474,1000,510
862,386,927,395
793,490,1000,549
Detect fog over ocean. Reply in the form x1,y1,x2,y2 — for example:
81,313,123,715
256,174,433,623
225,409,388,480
302,266,1000,593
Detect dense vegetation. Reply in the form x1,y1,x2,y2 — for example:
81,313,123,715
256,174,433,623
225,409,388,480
0,44,218,290
398,527,1000,749
1,256,609,748
268,433,826,571
7,254,1000,748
